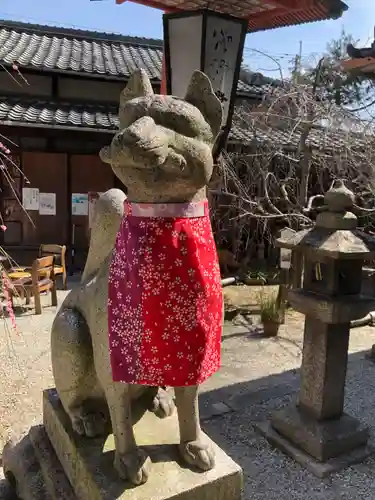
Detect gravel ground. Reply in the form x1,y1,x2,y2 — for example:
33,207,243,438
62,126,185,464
203,353,375,500
1,282,375,498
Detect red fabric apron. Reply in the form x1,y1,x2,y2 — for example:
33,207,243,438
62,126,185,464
108,200,222,387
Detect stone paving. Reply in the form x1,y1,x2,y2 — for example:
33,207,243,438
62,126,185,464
1,281,375,498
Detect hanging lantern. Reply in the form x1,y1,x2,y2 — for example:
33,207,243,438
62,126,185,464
163,10,247,153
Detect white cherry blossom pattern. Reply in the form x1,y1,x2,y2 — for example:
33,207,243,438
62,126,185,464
108,200,223,387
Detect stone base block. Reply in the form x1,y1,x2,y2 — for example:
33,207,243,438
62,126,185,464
256,420,374,478
271,405,369,461
2,425,76,500
2,388,242,500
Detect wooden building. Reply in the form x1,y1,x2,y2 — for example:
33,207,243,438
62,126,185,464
0,20,266,270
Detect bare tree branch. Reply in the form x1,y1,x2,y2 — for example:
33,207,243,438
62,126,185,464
211,58,375,263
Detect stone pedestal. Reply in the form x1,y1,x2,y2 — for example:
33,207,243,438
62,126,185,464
256,312,374,477
298,318,349,421
256,314,374,477
257,416,373,478
263,315,372,470
3,389,242,500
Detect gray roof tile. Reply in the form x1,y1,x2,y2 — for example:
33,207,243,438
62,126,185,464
229,122,368,152
0,97,119,129
0,96,367,152
0,21,163,80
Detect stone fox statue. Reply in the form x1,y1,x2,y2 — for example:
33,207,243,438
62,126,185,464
51,69,223,486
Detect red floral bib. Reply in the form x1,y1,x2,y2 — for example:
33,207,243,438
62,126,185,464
108,200,222,387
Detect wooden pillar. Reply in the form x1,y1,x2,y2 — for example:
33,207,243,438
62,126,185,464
160,52,167,95
66,153,73,275
160,9,169,95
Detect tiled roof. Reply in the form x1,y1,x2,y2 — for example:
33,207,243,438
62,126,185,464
0,21,163,80
0,97,119,130
116,0,348,33
0,20,163,46
0,96,367,152
230,122,368,152
0,20,272,98
237,80,272,96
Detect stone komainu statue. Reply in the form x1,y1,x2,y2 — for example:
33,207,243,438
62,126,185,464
51,69,223,486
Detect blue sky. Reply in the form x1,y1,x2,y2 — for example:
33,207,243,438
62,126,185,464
0,0,372,77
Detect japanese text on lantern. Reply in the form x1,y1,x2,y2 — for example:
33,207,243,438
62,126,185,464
204,16,242,122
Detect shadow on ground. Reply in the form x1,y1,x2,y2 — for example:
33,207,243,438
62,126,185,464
200,349,375,500
2,349,375,499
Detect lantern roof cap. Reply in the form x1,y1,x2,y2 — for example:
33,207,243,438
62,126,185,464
276,227,375,259
321,179,354,213
276,180,375,259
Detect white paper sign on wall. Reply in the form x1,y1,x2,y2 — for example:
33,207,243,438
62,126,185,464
22,187,39,211
39,193,56,216
72,193,89,216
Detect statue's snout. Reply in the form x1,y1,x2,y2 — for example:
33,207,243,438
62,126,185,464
121,116,158,147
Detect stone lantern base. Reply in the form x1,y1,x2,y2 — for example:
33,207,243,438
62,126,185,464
256,407,373,478
255,290,375,478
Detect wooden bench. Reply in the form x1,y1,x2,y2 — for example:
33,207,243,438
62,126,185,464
10,256,58,315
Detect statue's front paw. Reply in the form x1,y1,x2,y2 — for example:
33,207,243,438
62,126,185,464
179,439,215,471
150,388,175,419
114,448,152,485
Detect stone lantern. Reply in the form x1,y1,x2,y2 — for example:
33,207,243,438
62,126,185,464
258,179,375,477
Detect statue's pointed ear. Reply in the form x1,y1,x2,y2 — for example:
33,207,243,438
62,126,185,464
119,69,154,129
184,71,223,142
121,69,154,105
